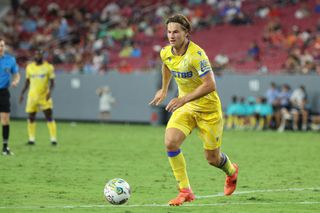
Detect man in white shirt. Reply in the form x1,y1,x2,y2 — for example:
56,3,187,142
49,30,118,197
290,85,308,131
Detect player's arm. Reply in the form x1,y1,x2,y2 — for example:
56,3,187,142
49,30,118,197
11,72,20,87
11,58,20,87
47,64,55,100
149,64,172,106
166,71,216,112
46,79,55,100
19,79,30,104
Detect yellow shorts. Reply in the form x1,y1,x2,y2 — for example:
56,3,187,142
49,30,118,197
166,106,223,150
26,96,53,113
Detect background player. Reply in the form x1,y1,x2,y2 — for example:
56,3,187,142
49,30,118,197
19,49,57,145
149,14,238,206
0,37,20,155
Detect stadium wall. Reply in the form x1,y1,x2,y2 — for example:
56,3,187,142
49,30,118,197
9,72,320,123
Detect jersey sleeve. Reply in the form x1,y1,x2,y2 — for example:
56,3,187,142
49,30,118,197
11,57,19,74
190,50,212,77
26,64,31,79
48,64,55,79
160,47,166,64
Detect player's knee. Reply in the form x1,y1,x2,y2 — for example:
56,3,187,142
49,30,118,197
28,115,36,122
165,138,180,151
1,114,10,125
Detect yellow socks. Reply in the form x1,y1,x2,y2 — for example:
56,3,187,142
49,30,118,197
258,117,265,130
226,116,233,129
47,120,57,141
168,149,190,189
28,121,36,141
219,153,236,176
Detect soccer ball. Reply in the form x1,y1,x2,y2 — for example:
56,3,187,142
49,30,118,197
104,178,131,205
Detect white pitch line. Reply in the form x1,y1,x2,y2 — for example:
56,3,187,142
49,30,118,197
196,187,320,199
0,187,319,209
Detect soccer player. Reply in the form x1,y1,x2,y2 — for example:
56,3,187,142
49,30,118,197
149,14,239,206
0,37,20,155
19,49,57,145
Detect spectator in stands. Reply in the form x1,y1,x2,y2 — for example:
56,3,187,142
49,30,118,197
230,12,252,25
212,53,229,76
268,4,281,19
118,60,133,73
290,85,309,131
92,50,107,74
219,0,241,24
300,49,316,74
285,25,300,49
255,4,270,19
299,29,312,49
315,0,320,14
263,18,284,48
119,43,133,58
284,48,301,74
131,43,142,58
240,41,261,65
295,2,310,19
276,84,292,131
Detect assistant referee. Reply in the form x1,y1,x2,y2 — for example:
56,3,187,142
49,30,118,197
0,37,20,155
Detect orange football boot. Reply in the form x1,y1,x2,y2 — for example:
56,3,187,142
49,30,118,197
168,188,195,206
224,163,239,196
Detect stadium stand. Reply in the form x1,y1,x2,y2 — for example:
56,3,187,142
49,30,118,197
0,0,319,74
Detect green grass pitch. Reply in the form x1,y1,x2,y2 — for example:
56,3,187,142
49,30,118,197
0,120,320,212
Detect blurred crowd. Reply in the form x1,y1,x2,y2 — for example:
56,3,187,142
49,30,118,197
225,82,320,132
2,0,251,74
208,0,320,75
261,1,320,74
0,0,319,74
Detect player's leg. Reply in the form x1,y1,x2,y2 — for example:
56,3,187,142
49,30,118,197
165,109,196,206
198,112,238,196
166,128,195,205
1,89,13,155
278,108,290,132
292,109,299,130
226,115,233,129
1,112,13,155
258,115,265,130
301,109,308,131
265,115,272,129
43,108,57,145
27,112,36,145
26,95,38,145
204,148,238,195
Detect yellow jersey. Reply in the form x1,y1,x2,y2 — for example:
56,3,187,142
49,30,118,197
26,61,55,98
160,41,222,113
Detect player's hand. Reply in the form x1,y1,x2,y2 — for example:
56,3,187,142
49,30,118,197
11,80,18,87
149,89,167,106
166,97,186,112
